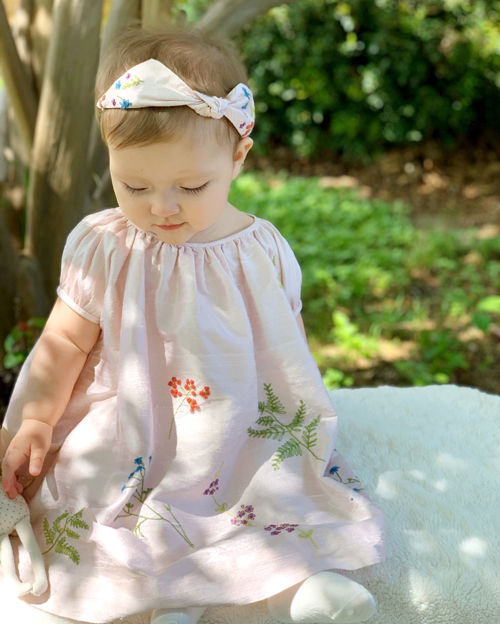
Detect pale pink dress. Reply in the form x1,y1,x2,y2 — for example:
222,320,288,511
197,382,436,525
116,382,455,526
0,207,386,623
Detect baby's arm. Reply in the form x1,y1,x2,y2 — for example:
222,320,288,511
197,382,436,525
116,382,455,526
1,298,101,498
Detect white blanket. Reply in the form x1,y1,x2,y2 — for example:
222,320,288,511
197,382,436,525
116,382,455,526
1,384,499,624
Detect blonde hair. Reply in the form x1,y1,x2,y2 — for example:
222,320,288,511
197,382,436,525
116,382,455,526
94,21,250,157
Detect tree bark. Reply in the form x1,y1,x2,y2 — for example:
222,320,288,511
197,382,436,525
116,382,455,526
193,0,295,39
0,208,19,360
29,0,55,97
25,0,104,308
85,0,141,216
0,0,38,158
142,0,174,29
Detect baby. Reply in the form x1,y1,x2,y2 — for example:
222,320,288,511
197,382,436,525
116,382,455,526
0,23,386,624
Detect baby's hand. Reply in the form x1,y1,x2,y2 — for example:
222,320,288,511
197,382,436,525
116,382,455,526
1,419,53,499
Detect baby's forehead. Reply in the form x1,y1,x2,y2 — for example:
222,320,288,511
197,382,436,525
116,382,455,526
109,143,228,182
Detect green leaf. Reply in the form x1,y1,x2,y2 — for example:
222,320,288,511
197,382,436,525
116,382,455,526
272,438,302,470
65,528,81,540
477,296,500,313
68,509,89,530
3,352,27,369
43,517,55,545
471,312,492,332
55,537,80,565
302,415,321,449
53,510,70,533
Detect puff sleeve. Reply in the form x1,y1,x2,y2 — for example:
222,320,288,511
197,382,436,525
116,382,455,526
270,228,303,317
56,214,110,324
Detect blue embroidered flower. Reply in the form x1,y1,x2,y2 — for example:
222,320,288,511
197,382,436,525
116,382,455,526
353,488,360,492
120,99,132,109
134,457,143,465
242,87,251,99
329,466,339,475
115,80,121,90
148,455,152,463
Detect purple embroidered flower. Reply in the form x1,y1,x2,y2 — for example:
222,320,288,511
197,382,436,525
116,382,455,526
264,523,299,535
203,478,219,496
111,98,116,106
126,73,131,79
231,503,257,527
120,99,132,109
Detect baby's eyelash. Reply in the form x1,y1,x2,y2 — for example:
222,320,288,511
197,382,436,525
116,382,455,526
123,182,209,195
184,182,209,195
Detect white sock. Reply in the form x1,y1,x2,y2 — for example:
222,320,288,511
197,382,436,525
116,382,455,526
266,570,377,624
150,605,206,624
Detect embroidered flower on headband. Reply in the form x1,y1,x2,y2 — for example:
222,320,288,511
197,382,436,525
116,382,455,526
96,58,255,138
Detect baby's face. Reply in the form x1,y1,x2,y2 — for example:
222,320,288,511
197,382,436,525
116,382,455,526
109,134,252,244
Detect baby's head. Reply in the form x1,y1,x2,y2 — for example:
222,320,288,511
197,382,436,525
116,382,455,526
94,23,254,244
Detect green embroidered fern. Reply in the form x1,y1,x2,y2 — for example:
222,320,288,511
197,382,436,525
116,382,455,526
248,383,326,470
42,508,89,565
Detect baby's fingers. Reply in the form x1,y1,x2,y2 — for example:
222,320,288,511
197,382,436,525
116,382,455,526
28,445,47,476
1,447,28,497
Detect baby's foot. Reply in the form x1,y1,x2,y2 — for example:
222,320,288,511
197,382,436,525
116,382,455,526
151,606,206,624
267,570,377,623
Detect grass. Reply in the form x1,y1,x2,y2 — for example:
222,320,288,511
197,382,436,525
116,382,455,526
229,169,500,391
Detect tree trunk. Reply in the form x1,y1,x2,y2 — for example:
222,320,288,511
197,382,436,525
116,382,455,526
194,0,295,39
24,0,104,308
0,0,37,159
0,208,18,362
85,0,141,217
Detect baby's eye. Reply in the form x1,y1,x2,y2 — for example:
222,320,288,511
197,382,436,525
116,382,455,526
182,182,209,195
123,182,209,195
124,184,146,195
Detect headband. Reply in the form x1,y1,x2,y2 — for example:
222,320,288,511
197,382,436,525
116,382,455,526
96,58,255,138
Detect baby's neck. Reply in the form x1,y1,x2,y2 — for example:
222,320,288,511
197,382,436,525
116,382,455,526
186,203,253,244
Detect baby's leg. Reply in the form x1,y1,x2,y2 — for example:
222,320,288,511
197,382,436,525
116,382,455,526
15,516,49,596
266,570,377,624
0,532,33,596
151,605,206,624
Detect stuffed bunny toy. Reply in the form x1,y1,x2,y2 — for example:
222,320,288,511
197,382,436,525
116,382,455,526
0,467,48,596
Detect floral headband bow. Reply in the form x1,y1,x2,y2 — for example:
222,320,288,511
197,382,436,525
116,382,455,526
96,58,255,138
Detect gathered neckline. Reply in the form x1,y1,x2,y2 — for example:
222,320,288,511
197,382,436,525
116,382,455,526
115,208,260,248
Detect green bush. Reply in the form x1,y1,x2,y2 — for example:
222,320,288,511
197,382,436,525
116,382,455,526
172,0,500,161
234,0,500,161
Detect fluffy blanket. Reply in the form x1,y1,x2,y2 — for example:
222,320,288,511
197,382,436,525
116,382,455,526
1,384,499,624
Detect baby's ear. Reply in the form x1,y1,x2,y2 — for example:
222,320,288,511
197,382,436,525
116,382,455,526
232,138,253,179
